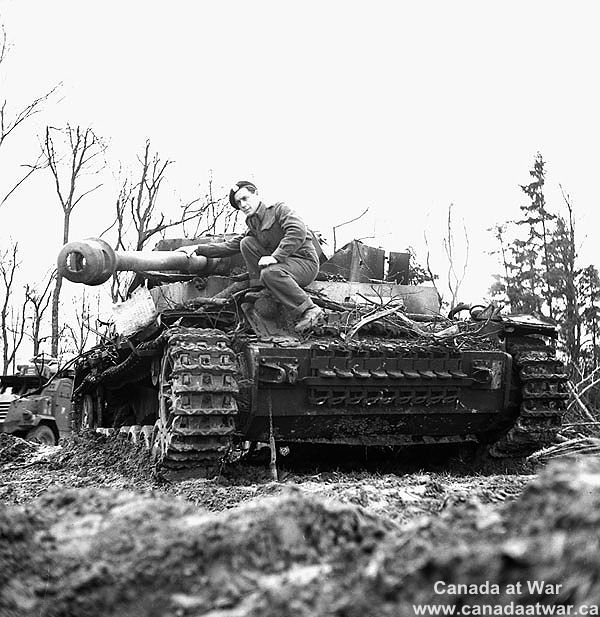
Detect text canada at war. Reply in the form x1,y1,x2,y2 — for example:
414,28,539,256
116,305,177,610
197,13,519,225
434,581,563,595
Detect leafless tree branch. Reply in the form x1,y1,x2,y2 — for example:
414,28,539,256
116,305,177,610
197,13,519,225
423,227,443,307
332,207,369,252
0,83,60,150
442,203,469,310
0,241,27,372
0,152,49,207
0,26,60,210
24,269,55,356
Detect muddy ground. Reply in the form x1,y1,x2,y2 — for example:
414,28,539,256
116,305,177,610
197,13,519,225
1,432,600,616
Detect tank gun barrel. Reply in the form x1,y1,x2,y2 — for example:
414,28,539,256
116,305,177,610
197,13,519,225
57,238,218,286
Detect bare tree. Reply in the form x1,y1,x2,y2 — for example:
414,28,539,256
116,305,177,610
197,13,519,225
24,269,55,357
103,143,237,301
185,170,241,239
121,142,233,249
0,241,26,373
62,290,93,356
423,229,443,308
423,204,469,311
111,140,195,251
443,203,469,311
44,124,106,356
0,25,58,209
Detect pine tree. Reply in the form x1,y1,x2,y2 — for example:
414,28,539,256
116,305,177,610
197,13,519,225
515,152,556,318
548,207,580,371
506,238,543,314
490,153,600,407
490,153,555,316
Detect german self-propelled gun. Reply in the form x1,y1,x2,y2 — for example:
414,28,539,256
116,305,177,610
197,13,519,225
57,235,568,476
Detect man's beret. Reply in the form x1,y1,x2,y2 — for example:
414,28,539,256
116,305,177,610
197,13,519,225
229,181,257,208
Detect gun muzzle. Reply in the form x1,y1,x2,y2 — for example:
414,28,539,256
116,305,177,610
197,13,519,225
57,238,214,285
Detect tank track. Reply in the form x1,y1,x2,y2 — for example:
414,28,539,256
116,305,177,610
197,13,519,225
154,327,239,478
489,336,568,457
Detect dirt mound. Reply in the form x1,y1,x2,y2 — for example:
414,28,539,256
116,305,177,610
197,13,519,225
4,445,600,616
338,456,600,615
5,456,600,616
0,431,158,507
50,430,156,481
0,433,41,464
0,487,392,616
508,455,600,533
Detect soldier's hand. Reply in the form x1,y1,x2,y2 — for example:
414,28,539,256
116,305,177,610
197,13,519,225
175,245,199,257
193,245,212,256
258,256,278,267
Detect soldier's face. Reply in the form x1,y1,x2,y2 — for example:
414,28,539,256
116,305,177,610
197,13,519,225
235,187,260,216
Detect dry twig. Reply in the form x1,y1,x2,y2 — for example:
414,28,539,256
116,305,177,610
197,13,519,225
567,381,597,423
528,437,600,462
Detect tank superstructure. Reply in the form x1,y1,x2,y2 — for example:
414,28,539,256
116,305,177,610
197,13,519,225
58,236,568,476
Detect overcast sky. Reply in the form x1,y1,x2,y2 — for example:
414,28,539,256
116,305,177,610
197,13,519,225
1,0,599,328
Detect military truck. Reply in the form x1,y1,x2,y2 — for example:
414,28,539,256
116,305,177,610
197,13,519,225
0,360,73,445
57,235,568,476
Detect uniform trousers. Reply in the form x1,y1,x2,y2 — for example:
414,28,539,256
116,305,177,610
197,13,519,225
240,236,319,317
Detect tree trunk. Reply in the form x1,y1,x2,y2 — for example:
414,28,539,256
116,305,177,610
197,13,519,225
2,316,8,374
540,215,554,320
50,274,62,357
51,214,70,357
32,323,40,356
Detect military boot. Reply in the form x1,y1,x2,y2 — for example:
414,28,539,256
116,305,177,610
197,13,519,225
295,306,324,333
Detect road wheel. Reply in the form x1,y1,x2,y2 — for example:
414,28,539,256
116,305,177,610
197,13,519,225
26,425,57,446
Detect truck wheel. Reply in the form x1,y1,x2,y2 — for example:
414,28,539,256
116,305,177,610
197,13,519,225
26,425,57,446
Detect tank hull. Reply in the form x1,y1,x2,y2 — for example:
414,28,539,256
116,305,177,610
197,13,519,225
72,324,566,469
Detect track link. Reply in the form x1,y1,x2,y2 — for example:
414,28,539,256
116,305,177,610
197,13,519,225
490,337,568,457
154,327,238,478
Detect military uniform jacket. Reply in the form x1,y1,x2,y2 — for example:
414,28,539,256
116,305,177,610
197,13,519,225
196,202,318,264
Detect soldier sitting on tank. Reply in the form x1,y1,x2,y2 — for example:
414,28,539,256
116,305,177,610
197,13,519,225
188,180,324,333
